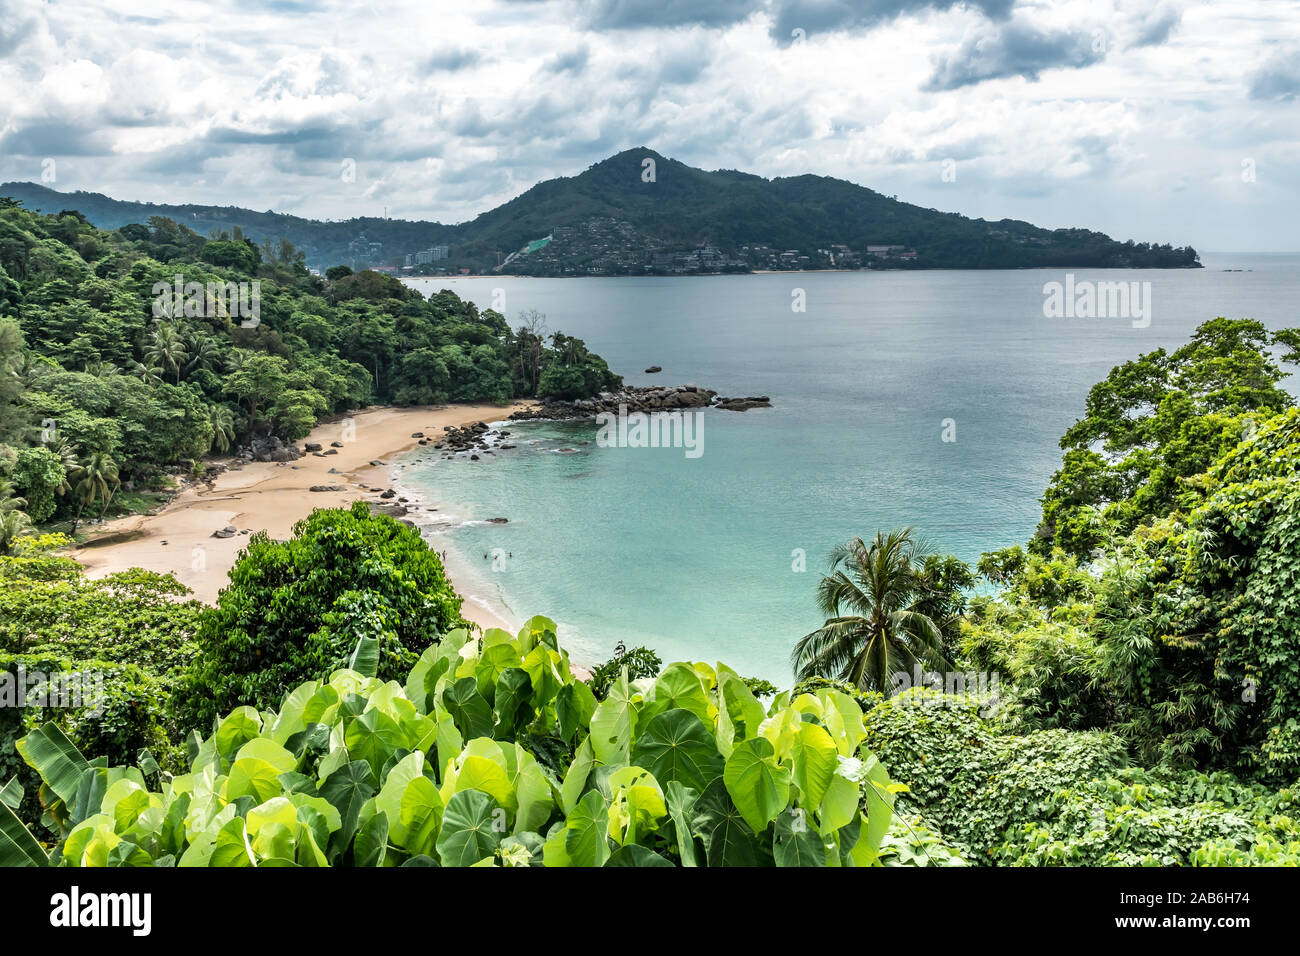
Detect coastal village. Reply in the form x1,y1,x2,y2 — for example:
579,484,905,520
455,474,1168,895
353,214,919,277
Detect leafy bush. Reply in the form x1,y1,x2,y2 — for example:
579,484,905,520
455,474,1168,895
3,617,900,867
587,643,662,700
861,688,1298,865
179,502,468,728
0,546,200,832
861,689,1127,861
1002,771,1300,866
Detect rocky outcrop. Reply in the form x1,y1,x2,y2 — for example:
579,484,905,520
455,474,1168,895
431,421,515,456
310,484,346,492
715,395,772,411
509,384,771,421
239,434,303,462
644,365,662,373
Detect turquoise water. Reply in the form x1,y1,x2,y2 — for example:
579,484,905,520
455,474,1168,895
398,255,1300,683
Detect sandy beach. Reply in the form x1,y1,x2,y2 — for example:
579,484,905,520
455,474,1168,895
72,404,527,634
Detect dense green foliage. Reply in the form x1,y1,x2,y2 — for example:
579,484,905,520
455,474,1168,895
179,502,468,729
3,617,900,868
863,691,1300,865
0,534,201,833
1036,318,1298,557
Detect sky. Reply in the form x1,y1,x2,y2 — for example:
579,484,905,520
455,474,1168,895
1,0,1298,251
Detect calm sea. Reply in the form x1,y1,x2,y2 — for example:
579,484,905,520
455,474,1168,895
399,254,1300,683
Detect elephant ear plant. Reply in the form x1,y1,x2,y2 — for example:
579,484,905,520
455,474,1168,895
0,616,900,867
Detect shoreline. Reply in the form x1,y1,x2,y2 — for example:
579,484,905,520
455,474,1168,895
72,403,528,637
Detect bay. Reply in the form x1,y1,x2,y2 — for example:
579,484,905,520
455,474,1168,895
398,254,1300,683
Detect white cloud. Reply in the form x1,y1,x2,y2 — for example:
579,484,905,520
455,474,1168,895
0,0,1296,249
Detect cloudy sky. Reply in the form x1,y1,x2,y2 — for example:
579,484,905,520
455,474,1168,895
1,0,1298,250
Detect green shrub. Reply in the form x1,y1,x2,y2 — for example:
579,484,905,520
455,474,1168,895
587,643,662,700
179,502,468,729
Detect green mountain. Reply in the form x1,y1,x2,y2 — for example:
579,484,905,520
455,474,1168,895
1,148,1200,273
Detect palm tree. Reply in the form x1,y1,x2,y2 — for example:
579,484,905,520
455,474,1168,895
144,323,188,383
0,478,27,512
185,335,221,375
791,528,950,693
42,435,80,497
68,451,120,535
83,359,120,378
130,360,163,386
0,508,33,555
0,479,31,556
207,404,236,454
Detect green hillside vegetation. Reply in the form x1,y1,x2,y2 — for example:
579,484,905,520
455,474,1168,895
0,198,619,539
3,149,1200,274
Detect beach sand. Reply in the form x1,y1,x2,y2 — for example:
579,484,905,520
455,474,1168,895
72,404,526,634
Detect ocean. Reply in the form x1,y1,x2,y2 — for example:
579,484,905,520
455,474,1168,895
397,254,1300,684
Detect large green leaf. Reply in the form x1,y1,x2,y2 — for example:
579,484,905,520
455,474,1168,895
344,708,405,778
0,778,21,811
353,810,389,866
348,633,380,679
723,737,790,833
560,737,597,815
790,722,837,809
398,776,443,856
721,678,766,743
630,708,723,792
436,789,502,866
773,810,826,867
442,677,495,740
492,667,533,740
589,689,634,765
664,782,700,868
556,680,597,743
646,663,712,723
0,801,47,867
605,844,675,867
565,789,611,867
214,707,263,761
318,760,377,844
15,723,89,805
691,777,760,867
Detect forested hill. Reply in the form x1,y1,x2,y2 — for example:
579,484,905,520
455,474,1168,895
2,148,1200,274
0,199,618,531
